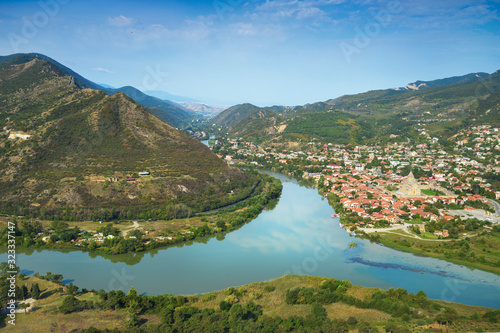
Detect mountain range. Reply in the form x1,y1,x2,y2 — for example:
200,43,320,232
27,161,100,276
210,70,500,144
0,53,208,128
0,54,257,220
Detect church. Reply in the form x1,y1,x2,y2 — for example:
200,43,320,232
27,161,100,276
398,171,422,197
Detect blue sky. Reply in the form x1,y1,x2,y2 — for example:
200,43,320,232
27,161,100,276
1,0,500,106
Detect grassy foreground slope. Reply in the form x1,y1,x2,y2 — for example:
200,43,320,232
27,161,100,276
2,273,499,332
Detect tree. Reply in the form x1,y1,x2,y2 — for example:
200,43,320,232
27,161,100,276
20,285,28,300
31,283,41,300
311,302,327,319
449,227,459,239
51,220,69,234
18,302,30,314
59,295,81,314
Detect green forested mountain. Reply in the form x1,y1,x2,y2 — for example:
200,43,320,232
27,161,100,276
211,103,289,140
208,70,500,144
0,55,258,220
0,54,196,128
395,72,489,91
103,85,197,128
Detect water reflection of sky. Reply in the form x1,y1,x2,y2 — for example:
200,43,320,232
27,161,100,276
5,173,500,308
225,177,500,308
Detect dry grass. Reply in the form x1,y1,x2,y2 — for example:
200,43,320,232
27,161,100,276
434,299,492,317
189,275,392,322
6,309,127,332
4,275,499,331
324,303,391,321
346,285,377,301
4,276,126,333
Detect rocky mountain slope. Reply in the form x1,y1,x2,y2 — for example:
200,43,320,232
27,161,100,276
208,70,500,144
0,55,257,220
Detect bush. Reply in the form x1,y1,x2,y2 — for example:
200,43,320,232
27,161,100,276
263,285,275,292
311,303,327,319
219,300,231,311
59,295,81,314
346,316,358,325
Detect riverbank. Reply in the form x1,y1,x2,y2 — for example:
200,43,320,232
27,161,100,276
323,190,500,276
0,173,282,256
4,273,499,332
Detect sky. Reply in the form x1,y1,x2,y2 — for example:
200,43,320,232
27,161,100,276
1,0,500,106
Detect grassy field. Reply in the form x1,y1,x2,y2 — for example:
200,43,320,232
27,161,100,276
2,274,498,332
0,206,250,249
421,189,437,196
373,229,500,275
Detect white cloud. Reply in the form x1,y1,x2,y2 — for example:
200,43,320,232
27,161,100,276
297,7,326,19
93,67,114,74
232,22,257,36
108,15,135,27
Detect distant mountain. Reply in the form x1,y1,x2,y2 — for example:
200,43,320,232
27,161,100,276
0,54,257,220
98,83,115,89
395,72,489,91
178,102,227,117
211,103,289,139
103,86,197,128
144,90,200,103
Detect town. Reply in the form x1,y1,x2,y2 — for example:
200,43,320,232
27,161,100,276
209,124,500,249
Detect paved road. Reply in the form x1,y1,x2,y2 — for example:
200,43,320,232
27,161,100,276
487,198,500,215
358,223,473,241
360,224,406,234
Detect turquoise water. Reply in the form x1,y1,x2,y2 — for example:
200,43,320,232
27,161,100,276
3,172,500,308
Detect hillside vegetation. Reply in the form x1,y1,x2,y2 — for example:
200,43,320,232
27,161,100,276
0,55,259,221
207,70,500,145
3,272,499,332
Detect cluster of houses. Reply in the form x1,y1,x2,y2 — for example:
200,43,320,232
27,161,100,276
212,125,499,233
324,170,488,227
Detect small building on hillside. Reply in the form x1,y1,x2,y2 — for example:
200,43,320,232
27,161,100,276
8,131,31,140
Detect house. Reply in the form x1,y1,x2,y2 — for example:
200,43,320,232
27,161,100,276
327,164,342,170
8,131,31,140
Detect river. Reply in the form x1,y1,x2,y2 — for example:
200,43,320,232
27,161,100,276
3,172,500,308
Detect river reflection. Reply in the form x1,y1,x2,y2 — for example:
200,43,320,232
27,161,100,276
2,172,500,308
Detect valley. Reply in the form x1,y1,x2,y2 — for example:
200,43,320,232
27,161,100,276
1,53,500,332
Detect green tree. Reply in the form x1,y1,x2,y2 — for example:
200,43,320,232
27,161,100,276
20,285,28,300
59,295,81,314
51,220,69,234
311,302,327,319
31,283,41,300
